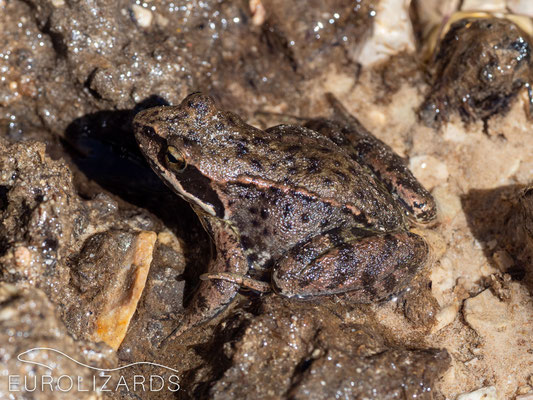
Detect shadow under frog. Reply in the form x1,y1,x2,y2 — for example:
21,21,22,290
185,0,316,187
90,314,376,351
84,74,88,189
63,97,211,304
133,92,437,344
420,17,533,129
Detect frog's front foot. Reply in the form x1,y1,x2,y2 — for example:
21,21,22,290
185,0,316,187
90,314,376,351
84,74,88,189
159,278,240,347
160,215,249,347
273,229,429,301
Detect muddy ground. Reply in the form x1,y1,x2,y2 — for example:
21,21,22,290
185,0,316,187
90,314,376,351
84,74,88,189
0,1,532,399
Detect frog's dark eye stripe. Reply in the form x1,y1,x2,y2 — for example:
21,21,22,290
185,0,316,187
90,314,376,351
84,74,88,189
166,146,187,172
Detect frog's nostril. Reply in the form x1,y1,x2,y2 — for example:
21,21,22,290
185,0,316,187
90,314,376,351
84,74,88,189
183,92,216,115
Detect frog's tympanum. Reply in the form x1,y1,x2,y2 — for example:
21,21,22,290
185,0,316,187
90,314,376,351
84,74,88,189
134,93,436,343
420,17,533,127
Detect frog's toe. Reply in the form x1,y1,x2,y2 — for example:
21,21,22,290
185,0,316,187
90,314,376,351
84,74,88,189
158,278,241,347
158,318,191,348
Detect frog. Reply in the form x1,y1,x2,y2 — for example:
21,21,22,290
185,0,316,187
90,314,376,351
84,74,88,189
133,93,436,344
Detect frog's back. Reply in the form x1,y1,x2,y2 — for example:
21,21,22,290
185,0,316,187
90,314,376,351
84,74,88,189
150,93,404,232
204,122,405,233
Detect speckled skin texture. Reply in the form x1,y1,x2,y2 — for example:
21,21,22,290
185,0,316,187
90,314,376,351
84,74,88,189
306,94,436,222
133,93,435,340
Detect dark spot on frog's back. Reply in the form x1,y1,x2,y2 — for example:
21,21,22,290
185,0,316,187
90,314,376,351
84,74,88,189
251,159,263,171
307,157,320,173
224,112,241,126
252,137,269,145
270,187,282,196
236,142,248,156
383,274,398,294
360,271,377,295
334,170,347,181
285,154,295,163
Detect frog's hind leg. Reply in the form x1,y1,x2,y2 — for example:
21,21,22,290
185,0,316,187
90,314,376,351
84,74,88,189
305,95,437,224
272,229,429,302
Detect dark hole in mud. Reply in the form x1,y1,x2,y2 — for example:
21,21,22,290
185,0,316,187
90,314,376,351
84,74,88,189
0,185,8,211
42,237,58,252
41,18,68,57
294,357,313,374
0,236,8,257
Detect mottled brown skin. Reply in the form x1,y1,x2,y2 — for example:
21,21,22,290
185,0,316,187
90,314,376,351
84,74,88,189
307,94,436,222
420,18,533,127
133,93,435,342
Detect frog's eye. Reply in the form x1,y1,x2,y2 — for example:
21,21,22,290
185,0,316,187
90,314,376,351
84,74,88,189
165,146,187,172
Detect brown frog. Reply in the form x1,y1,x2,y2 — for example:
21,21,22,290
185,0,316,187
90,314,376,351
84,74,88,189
133,93,436,343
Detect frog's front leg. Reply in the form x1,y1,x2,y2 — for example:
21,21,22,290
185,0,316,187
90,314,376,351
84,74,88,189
305,95,437,224
272,228,429,301
161,216,248,345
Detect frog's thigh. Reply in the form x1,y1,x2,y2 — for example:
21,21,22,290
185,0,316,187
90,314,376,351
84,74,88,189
273,230,428,302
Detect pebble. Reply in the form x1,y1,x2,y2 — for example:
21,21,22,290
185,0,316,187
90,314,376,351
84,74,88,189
463,289,510,334
14,246,32,269
461,0,505,12
457,386,498,400
131,4,153,28
91,230,157,350
432,303,459,333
